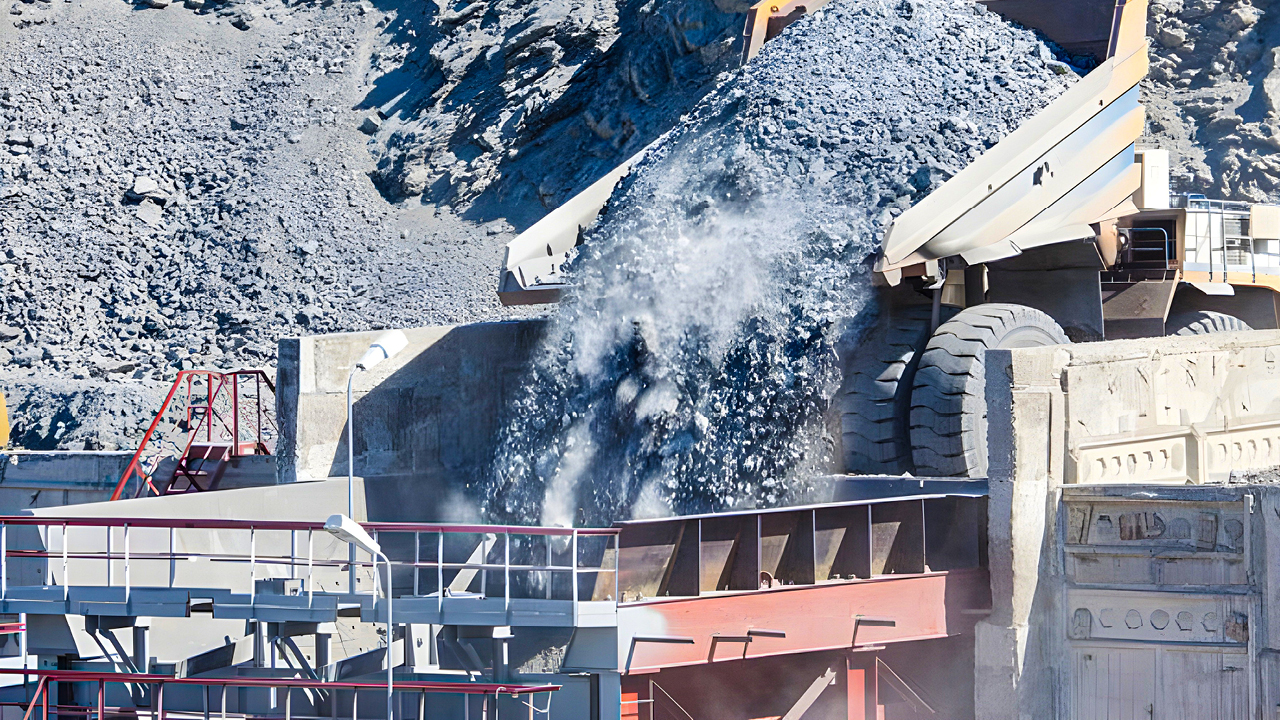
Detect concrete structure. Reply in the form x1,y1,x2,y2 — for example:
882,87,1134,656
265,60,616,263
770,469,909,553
275,321,545,521
0,452,131,511
978,329,1280,719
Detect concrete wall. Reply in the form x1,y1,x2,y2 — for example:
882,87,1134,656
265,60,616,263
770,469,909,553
0,451,131,511
275,321,545,522
977,330,1280,719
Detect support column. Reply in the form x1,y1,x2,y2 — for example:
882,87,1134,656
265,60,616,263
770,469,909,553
132,626,148,673
846,653,876,720
315,633,331,672
964,263,985,307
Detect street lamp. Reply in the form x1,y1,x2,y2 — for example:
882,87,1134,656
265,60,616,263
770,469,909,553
346,330,409,592
325,514,395,720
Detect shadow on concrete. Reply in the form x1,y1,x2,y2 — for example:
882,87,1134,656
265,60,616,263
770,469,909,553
329,320,547,524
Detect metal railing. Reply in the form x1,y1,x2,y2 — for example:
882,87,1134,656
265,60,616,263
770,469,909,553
1178,194,1257,282
112,370,277,501
0,668,557,720
0,517,619,611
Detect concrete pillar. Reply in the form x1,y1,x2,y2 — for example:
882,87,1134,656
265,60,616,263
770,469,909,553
975,349,1059,720
252,622,265,669
315,633,331,672
131,626,148,673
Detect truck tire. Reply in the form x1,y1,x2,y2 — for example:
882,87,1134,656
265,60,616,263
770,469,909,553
1165,311,1252,336
837,304,956,474
910,304,1069,478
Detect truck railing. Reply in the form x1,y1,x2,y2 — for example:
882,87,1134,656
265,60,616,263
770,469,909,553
1178,194,1258,282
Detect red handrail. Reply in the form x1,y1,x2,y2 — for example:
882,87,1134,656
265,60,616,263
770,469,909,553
111,370,277,501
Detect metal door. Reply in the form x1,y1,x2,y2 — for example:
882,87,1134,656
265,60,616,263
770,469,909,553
1157,649,1249,720
1071,646,1156,720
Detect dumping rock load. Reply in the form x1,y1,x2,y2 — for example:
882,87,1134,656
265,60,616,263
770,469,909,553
482,0,1079,526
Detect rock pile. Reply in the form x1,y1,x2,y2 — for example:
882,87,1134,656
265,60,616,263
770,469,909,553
0,0,524,449
482,0,1078,525
359,0,750,227
1143,0,1280,200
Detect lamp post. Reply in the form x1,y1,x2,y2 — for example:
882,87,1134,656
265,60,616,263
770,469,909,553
325,514,394,720
345,330,408,593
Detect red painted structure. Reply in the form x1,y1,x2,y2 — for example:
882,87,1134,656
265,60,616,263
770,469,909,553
612,495,989,720
620,568,989,673
111,370,277,501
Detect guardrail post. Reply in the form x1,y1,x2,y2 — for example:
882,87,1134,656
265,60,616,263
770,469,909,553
504,532,510,614
372,531,380,598
61,524,68,600
96,679,104,720
124,524,131,605
285,686,292,720
249,528,256,603
571,531,579,606
2,521,8,601
157,682,164,720
413,532,419,598
221,685,228,720
437,534,443,615
168,528,175,589
308,531,314,603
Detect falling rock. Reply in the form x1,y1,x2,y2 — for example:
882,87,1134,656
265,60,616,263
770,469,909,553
136,199,163,227
359,116,381,134
1227,5,1260,32
0,326,21,341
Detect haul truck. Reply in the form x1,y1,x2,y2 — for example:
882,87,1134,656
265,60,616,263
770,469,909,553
496,0,1280,479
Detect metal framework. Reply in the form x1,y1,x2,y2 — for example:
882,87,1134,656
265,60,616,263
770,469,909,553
0,668,557,720
0,517,619,623
111,370,277,502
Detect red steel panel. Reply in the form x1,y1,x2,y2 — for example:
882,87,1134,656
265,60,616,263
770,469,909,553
618,568,987,673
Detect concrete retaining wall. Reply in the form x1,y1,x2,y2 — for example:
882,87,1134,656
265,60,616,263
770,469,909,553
275,320,545,521
977,329,1280,719
0,451,132,511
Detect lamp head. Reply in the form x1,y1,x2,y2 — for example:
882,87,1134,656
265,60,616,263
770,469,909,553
324,514,382,556
355,330,409,372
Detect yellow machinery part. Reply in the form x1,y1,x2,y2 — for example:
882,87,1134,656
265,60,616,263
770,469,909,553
0,390,8,450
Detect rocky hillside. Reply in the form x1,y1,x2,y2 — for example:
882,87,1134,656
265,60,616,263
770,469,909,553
1143,0,1280,200
359,0,750,227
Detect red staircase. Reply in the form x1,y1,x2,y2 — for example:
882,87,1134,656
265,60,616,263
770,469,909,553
111,370,277,501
